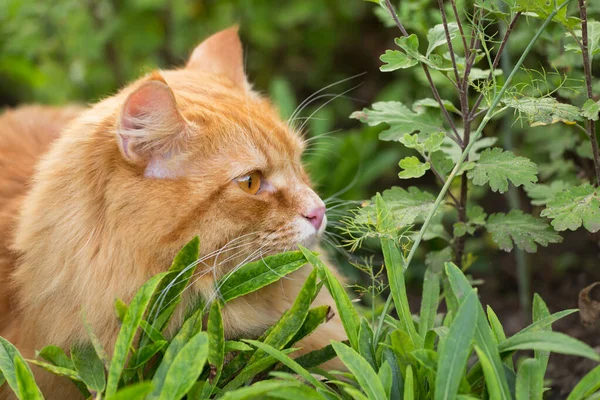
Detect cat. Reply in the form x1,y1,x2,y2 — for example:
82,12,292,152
0,27,347,399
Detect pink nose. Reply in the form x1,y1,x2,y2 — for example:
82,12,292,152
303,206,326,231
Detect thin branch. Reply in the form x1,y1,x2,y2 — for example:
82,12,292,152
438,0,462,87
429,163,460,206
469,11,522,121
383,0,464,147
578,0,600,186
450,0,469,59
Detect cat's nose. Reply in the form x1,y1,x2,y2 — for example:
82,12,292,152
303,206,326,231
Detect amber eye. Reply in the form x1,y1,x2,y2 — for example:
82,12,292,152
236,171,262,195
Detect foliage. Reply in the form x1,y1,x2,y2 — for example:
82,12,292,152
1,232,599,399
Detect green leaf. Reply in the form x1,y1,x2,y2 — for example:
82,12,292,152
331,341,387,400
71,344,106,393
531,294,551,376
82,313,110,369
515,0,579,28
221,380,324,400
565,21,600,56
300,247,360,350
127,341,167,369
567,364,600,400
426,23,459,56
540,184,600,232
146,236,200,333
243,340,332,393
114,298,128,322
150,309,203,396
485,210,562,252
106,382,154,400
499,331,600,361
0,336,43,399
398,156,430,179
201,301,225,398
350,101,444,141
378,196,423,349
525,181,572,206
292,344,337,371
435,291,478,400
218,250,308,302
26,359,81,381
380,50,418,71
355,186,441,229
288,305,331,346
487,307,507,344
468,148,538,193
404,366,415,400
473,345,505,400
14,357,43,400
37,345,74,370
152,332,209,400
106,272,167,396
515,358,543,400
419,264,441,338
224,341,254,353
413,98,460,114
581,99,600,121
504,96,582,126
445,263,512,399
243,268,317,373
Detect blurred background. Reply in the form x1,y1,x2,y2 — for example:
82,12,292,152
1,1,599,394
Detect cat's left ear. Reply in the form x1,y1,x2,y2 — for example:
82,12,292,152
117,76,189,179
186,26,249,90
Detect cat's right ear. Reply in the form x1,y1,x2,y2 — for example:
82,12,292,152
117,78,189,178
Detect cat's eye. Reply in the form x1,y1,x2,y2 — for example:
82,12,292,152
236,171,262,195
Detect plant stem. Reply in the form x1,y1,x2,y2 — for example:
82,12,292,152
577,0,600,186
469,11,522,120
438,0,462,87
450,0,469,59
383,0,464,147
375,2,569,340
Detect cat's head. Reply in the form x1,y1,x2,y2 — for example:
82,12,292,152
104,27,326,272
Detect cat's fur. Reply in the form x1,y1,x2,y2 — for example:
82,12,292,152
0,27,346,399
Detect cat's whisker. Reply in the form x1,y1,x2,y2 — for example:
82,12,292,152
297,83,363,133
287,72,367,127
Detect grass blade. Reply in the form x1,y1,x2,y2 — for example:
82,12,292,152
300,246,360,349
499,331,600,361
435,291,478,400
106,272,167,396
445,262,511,399
567,364,600,400
71,344,106,393
218,250,308,302
14,357,43,400
419,264,441,338
153,332,209,400
515,358,542,400
331,341,387,400
0,336,43,399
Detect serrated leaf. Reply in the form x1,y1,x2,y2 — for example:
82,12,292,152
399,156,430,179
581,98,600,121
413,98,460,114
380,50,418,71
355,186,440,228
525,181,572,206
486,210,562,253
350,101,444,141
468,148,538,193
426,23,459,56
504,96,582,126
440,135,498,163
515,0,580,29
540,184,600,232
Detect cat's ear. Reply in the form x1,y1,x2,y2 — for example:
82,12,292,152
117,76,188,178
186,26,248,90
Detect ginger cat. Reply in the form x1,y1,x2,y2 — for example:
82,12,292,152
0,27,346,399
